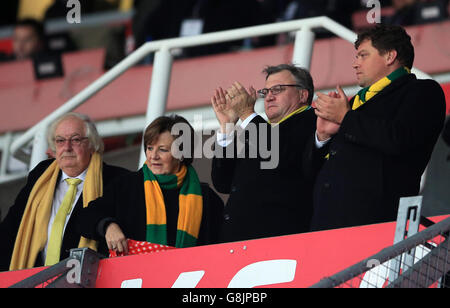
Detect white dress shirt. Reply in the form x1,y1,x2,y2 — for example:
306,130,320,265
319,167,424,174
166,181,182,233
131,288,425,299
216,113,258,147
42,169,87,261
216,114,331,153
315,131,331,148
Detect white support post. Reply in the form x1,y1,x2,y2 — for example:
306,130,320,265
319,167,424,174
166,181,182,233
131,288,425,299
138,47,173,167
0,132,13,176
29,125,48,171
292,26,316,70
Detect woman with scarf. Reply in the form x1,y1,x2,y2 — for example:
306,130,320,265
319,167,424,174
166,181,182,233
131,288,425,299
78,115,224,254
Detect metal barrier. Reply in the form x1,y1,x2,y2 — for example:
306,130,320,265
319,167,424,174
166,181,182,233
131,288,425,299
9,248,102,288
6,198,449,288
310,197,450,288
7,16,358,172
2,16,434,180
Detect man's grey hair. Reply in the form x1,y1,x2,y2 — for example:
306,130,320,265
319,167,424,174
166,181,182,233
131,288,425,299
47,112,104,154
262,64,315,105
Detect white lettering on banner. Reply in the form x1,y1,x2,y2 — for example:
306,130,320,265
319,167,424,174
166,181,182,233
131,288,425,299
360,245,432,288
172,271,205,288
121,278,143,288
118,260,297,288
227,260,297,288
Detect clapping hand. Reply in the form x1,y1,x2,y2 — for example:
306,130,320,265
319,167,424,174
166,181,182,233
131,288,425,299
211,82,257,133
211,87,239,134
313,86,350,141
225,82,257,122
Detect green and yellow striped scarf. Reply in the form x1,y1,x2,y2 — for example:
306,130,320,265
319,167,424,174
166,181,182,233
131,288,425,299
271,105,311,125
353,66,411,110
143,163,203,248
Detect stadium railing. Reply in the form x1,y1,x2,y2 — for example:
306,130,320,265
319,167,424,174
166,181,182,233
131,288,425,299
311,196,450,288
4,16,432,174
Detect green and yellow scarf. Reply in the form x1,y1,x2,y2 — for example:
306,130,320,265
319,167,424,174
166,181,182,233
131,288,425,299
143,163,203,248
352,66,411,110
271,105,311,125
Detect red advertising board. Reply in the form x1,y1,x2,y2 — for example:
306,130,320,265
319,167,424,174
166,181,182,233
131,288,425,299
0,216,447,288
442,83,450,114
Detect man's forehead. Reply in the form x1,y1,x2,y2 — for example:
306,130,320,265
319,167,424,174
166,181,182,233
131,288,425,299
54,117,86,135
265,70,295,86
356,39,373,51
356,39,389,56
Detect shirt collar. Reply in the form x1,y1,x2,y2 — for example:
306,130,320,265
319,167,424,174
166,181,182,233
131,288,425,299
61,168,88,184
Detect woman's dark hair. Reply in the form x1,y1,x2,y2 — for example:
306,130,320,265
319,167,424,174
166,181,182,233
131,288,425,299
143,115,195,166
355,24,415,69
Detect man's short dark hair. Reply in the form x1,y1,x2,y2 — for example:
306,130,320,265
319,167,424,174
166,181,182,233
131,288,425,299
262,64,315,105
355,24,415,69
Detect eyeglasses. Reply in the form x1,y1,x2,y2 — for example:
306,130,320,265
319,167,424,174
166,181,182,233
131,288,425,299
54,136,88,147
257,84,303,98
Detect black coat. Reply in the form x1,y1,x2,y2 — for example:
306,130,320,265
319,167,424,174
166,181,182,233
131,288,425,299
443,118,450,147
77,168,224,248
306,74,446,231
0,159,129,271
212,110,317,243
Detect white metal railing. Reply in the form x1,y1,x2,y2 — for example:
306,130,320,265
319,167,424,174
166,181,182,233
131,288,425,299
7,16,357,172
2,16,434,179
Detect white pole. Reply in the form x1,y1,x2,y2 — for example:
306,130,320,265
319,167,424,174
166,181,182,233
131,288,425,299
138,47,173,167
29,125,48,171
11,15,435,172
5,17,367,164
0,132,12,176
292,26,315,70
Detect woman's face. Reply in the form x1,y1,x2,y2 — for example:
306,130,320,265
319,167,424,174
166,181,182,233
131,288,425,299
145,131,181,175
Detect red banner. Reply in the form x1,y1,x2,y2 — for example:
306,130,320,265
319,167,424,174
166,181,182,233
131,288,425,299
442,83,450,114
0,216,447,288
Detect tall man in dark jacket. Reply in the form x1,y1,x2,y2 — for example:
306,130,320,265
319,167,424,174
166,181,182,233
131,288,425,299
211,64,316,242
308,25,446,231
0,113,129,271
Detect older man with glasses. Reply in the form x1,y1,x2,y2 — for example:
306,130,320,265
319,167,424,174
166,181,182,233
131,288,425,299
0,113,129,272
210,64,317,243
